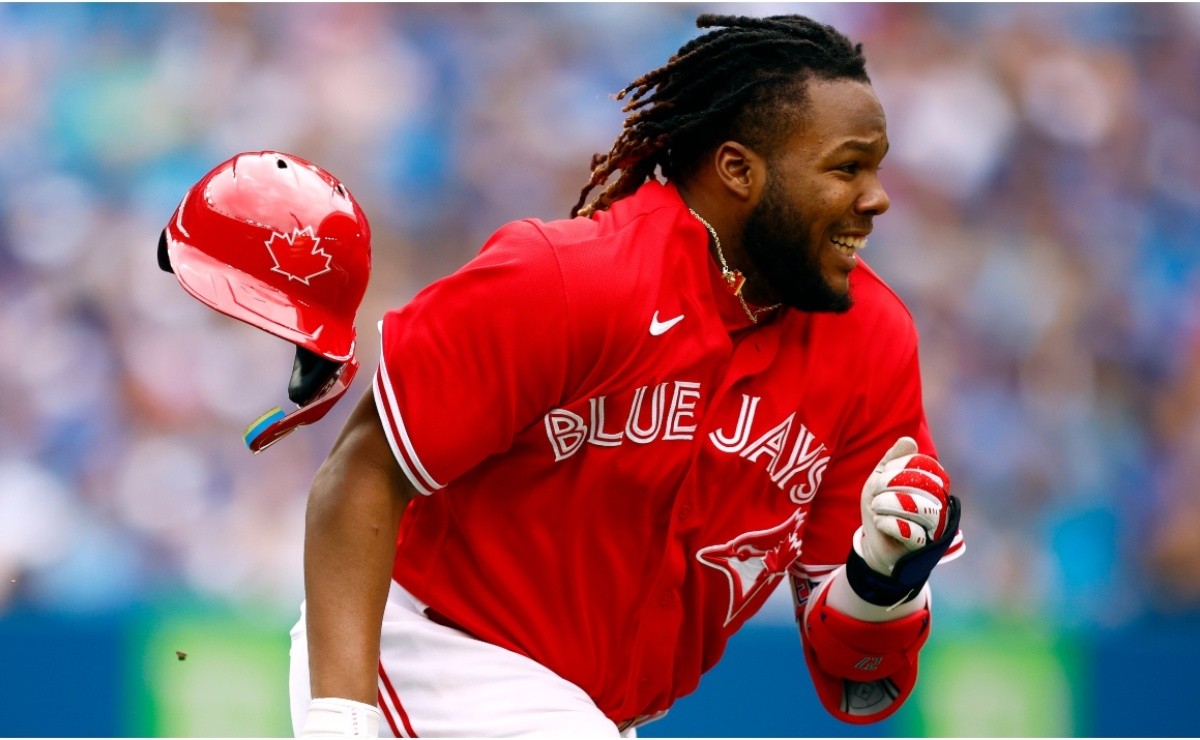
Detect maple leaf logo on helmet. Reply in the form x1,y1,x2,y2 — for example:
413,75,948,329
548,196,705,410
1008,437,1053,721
264,227,333,285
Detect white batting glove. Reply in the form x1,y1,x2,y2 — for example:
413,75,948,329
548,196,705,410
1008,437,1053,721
847,436,960,606
856,437,950,575
299,697,383,738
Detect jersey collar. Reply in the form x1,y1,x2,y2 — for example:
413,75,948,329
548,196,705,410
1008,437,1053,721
652,180,780,334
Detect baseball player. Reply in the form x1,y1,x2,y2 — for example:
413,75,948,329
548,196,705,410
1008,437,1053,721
295,14,963,737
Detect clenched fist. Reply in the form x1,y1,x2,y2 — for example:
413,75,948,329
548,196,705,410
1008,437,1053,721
848,437,961,606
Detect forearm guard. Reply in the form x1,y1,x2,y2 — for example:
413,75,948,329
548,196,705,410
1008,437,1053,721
800,577,931,724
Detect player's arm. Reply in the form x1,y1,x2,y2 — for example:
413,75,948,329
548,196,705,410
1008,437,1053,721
297,220,576,736
795,437,961,723
790,312,962,724
301,385,416,736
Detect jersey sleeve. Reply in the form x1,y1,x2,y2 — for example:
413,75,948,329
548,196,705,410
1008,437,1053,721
795,324,938,580
372,220,573,494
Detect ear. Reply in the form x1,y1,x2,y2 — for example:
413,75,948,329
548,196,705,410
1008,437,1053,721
713,141,766,204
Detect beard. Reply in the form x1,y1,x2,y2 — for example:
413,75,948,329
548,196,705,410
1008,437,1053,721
742,177,853,314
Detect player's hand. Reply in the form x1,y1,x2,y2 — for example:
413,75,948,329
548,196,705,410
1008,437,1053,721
299,697,382,737
858,437,950,574
847,436,961,606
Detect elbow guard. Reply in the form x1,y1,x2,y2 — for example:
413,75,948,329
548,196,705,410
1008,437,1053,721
801,578,931,724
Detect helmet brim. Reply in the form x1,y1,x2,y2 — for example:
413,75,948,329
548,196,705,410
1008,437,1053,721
244,356,359,453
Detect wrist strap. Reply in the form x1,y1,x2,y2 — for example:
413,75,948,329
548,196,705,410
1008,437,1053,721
846,546,923,607
824,565,929,622
847,495,961,607
301,697,382,738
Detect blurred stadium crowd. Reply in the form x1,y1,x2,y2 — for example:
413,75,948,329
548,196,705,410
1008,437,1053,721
1,3,1199,631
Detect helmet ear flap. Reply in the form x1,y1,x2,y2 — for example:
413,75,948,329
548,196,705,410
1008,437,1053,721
288,346,343,406
158,230,175,274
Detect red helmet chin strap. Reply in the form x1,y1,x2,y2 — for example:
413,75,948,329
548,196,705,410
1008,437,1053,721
243,356,359,453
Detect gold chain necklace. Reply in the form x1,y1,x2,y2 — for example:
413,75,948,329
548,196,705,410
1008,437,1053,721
688,208,781,324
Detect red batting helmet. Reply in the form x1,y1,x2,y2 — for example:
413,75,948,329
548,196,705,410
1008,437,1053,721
159,151,372,452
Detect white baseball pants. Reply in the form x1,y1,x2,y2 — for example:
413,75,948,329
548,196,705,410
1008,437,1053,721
289,580,640,737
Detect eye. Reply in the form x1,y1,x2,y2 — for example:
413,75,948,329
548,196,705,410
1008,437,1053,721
836,162,860,175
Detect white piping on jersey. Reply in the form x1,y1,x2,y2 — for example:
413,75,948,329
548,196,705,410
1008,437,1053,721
794,562,842,579
792,527,966,585
374,343,444,496
943,530,966,561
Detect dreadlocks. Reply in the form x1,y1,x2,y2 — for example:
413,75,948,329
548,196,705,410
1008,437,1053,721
572,14,869,218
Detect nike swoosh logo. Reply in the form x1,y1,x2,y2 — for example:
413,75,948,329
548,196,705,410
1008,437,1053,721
649,311,684,336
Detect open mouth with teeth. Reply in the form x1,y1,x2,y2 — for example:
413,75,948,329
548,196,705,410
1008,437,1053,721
830,234,867,257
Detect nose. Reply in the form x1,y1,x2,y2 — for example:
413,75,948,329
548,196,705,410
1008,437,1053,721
856,173,890,217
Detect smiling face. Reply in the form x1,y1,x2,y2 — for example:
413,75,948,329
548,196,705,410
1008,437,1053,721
741,78,890,312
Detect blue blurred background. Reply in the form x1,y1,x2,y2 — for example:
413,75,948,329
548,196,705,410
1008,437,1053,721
1,2,1199,736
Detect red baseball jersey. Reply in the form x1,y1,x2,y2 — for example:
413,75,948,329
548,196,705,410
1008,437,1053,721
373,181,949,723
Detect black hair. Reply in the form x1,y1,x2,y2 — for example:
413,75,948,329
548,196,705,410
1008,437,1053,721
572,14,869,218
